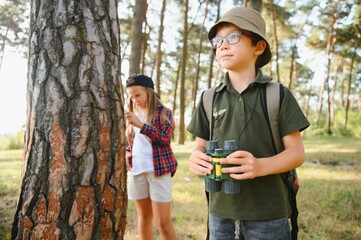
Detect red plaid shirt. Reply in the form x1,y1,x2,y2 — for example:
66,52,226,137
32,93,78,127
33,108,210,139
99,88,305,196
128,106,177,177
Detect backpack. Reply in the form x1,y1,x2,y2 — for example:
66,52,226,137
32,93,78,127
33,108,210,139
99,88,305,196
201,81,299,240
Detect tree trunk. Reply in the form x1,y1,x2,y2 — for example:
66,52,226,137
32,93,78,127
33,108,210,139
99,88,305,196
190,0,210,141
192,0,210,113
0,25,9,71
304,82,313,118
173,61,181,115
325,56,333,135
244,0,262,12
288,8,312,90
155,0,167,96
325,19,338,135
269,0,280,83
207,0,221,89
316,7,336,125
178,0,189,144
141,23,150,75
344,51,356,130
340,64,348,109
171,61,181,141
11,1,127,239
329,57,342,130
288,44,296,90
129,0,147,75
208,51,216,88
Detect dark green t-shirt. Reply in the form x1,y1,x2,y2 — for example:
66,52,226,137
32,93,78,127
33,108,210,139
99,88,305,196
187,69,310,220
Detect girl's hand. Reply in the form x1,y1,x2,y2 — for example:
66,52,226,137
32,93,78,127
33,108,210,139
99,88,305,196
220,150,261,180
126,151,132,172
189,149,214,176
125,112,144,128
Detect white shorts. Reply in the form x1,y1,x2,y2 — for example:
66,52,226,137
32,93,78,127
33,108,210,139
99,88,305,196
127,172,172,202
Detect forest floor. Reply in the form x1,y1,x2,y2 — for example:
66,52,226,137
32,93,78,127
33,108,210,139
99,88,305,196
1,136,360,239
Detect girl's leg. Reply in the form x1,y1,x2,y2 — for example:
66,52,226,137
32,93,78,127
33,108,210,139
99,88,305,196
135,198,154,240
152,201,176,240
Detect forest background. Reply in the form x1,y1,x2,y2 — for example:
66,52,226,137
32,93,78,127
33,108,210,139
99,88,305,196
0,0,360,145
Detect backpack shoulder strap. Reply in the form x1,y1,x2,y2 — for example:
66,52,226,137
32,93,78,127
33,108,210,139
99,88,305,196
264,82,299,240
202,87,216,140
265,82,284,153
201,87,216,240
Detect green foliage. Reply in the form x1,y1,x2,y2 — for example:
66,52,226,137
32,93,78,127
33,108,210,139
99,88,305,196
335,111,361,137
0,131,24,151
0,0,29,49
334,111,361,136
305,110,361,137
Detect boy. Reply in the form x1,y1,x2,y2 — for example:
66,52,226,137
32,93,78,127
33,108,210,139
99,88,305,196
187,7,310,240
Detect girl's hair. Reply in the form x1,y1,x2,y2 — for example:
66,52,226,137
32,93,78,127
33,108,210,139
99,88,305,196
126,87,174,141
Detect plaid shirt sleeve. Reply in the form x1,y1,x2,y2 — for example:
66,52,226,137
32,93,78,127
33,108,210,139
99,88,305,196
140,107,177,176
140,109,173,145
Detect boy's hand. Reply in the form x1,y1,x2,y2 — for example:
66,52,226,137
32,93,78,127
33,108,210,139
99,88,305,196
220,150,261,180
189,149,214,176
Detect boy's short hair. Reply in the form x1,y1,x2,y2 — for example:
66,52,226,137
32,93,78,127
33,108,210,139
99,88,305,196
208,7,272,68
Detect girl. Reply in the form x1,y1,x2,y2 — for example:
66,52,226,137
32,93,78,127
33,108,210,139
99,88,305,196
125,74,177,240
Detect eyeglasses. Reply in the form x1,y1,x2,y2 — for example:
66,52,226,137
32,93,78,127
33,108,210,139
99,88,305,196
210,31,253,49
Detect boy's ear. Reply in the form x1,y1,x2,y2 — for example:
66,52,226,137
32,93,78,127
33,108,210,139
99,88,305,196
254,40,267,56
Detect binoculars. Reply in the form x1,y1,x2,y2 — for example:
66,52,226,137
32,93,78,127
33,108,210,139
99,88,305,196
200,140,241,194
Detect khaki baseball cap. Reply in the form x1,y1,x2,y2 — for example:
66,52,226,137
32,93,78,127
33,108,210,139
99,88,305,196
208,7,272,68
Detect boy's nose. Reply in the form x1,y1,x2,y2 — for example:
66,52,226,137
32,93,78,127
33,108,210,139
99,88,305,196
219,39,230,49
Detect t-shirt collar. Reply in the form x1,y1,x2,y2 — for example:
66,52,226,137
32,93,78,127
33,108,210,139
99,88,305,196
215,69,272,93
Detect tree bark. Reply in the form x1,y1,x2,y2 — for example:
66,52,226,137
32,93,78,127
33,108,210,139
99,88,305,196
207,0,221,89
11,1,127,239
244,0,262,12
173,61,181,115
325,56,333,135
288,7,313,90
192,0,210,113
316,5,336,126
155,0,167,96
340,64,348,109
0,25,9,70
269,0,280,83
324,17,339,135
129,0,147,75
141,22,150,75
178,0,189,144
344,51,356,129
329,56,343,131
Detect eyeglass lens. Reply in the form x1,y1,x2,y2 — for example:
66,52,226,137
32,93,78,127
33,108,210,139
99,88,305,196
211,32,243,49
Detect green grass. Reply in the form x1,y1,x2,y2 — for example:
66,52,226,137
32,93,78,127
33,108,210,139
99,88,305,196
0,149,22,240
298,136,361,240
1,137,361,239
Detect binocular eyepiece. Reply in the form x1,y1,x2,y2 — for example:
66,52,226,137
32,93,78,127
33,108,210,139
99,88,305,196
200,140,241,194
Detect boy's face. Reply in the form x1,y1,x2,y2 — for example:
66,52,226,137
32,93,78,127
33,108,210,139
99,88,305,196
213,24,265,71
